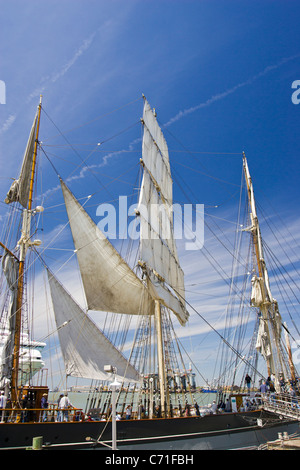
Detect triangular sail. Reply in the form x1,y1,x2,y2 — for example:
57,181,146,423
60,180,154,317
5,114,38,208
0,253,19,388
47,270,141,383
137,98,189,326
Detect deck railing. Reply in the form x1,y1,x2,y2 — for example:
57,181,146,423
261,393,300,421
0,405,84,423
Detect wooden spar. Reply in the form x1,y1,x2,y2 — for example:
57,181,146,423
28,95,42,211
10,96,42,405
0,241,19,261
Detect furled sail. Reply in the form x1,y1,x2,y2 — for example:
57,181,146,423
250,275,263,307
255,317,272,360
5,113,37,208
137,98,189,326
60,180,154,317
47,270,141,382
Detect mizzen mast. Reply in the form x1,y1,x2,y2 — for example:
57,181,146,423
242,152,294,391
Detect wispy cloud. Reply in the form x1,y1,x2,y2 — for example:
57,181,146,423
0,114,16,134
164,53,300,127
0,30,99,135
26,30,98,104
51,32,97,84
40,52,300,213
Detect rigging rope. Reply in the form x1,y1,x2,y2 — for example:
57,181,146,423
173,286,266,381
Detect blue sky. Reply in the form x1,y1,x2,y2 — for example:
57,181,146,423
1,0,300,387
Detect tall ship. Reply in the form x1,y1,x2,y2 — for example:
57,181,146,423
0,95,299,450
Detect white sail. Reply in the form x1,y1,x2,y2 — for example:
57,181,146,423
47,270,141,383
250,275,263,307
255,318,272,361
61,180,154,317
0,253,19,388
5,114,37,208
137,98,188,326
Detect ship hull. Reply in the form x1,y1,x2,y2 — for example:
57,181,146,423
0,410,298,450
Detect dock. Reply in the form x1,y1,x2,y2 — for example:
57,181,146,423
266,433,300,450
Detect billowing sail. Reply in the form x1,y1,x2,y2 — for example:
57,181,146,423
5,114,37,208
137,98,189,326
47,270,141,383
60,99,188,326
60,180,154,317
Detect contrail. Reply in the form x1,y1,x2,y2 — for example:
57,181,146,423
26,30,98,104
164,53,300,127
1,31,99,134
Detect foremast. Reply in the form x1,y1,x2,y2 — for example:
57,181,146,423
7,96,42,405
242,152,295,391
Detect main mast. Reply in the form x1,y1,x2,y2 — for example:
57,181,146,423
138,96,188,417
10,96,42,405
139,99,168,417
56,96,188,416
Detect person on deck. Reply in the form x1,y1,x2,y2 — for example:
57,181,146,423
279,376,286,394
0,391,7,423
260,381,268,397
245,374,252,392
21,395,28,422
57,394,64,422
125,404,132,420
41,393,49,422
59,393,74,422
211,401,218,414
225,399,231,412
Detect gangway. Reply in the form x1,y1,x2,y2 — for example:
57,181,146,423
262,394,300,421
